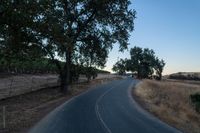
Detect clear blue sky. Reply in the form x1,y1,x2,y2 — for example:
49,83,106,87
104,0,200,74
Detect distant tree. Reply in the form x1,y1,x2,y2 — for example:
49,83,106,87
116,46,166,79
84,67,97,82
140,48,156,78
128,46,143,78
112,59,127,75
154,58,165,80
78,36,108,82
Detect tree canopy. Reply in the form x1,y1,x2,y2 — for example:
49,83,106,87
0,0,136,93
112,46,165,80
112,59,127,75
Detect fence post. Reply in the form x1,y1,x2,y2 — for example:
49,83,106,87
9,77,14,97
31,77,34,91
46,78,49,88
2,106,6,129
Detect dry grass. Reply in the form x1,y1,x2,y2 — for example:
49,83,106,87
134,80,200,133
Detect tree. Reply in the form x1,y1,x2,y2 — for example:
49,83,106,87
112,59,127,75
154,58,165,80
116,46,166,79
78,35,108,82
128,46,159,78
34,0,136,93
0,1,46,73
140,48,156,78
0,0,136,93
128,46,143,78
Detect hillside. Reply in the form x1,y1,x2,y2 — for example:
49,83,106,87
168,72,200,81
134,80,200,133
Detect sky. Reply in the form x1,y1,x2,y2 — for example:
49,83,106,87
104,0,200,75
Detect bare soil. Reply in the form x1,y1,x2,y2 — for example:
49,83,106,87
0,77,121,133
133,80,200,133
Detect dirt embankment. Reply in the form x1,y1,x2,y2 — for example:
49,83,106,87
0,73,116,100
0,76,122,133
133,80,200,133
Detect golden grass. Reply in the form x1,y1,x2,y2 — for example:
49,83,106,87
134,80,200,133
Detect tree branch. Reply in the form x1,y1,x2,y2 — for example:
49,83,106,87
34,42,62,73
73,9,97,41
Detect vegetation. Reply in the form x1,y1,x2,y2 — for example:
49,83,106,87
0,57,110,82
134,80,200,133
112,46,165,80
0,0,136,93
169,72,200,81
190,93,200,113
0,57,57,74
112,59,127,75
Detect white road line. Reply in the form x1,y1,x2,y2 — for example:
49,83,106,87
95,81,124,133
30,81,116,133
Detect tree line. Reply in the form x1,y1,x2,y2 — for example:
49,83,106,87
0,57,110,82
0,0,136,93
112,46,165,80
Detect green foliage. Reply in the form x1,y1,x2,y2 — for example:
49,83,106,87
0,57,58,74
0,56,108,83
128,47,154,78
112,59,127,75
83,67,97,82
190,93,200,113
128,46,165,79
0,0,136,92
113,46,165,79
0,1,44,60
154,58,165,80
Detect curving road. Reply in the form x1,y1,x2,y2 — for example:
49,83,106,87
29,78,182,133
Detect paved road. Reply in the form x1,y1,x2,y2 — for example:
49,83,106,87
29,78,182,133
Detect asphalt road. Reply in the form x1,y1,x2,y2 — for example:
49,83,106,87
29,78,182,133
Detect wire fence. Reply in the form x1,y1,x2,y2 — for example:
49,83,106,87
0,74,120,100
0,73,121,131
0,74,59,100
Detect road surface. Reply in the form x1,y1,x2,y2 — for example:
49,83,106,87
29,78,182,133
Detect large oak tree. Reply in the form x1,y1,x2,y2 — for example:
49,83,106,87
35,0,136,92
0,0,136,93
113,46,165,80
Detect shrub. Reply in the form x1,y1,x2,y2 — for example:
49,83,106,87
190,93,200,113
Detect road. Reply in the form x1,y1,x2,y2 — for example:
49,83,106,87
29,78,182,133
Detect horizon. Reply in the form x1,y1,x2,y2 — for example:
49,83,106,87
104,0,200,75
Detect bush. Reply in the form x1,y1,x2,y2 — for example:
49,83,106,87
190,93,200,113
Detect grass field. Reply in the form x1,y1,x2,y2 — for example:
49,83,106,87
134,79,200,133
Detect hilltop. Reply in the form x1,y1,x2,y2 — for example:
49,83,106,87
167,72,200,80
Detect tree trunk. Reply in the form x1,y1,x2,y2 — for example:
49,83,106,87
137,68,141,79
87,76,91,83
136,65,141,79
60,49,72,94
158,72,162,80
60,72,68,94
